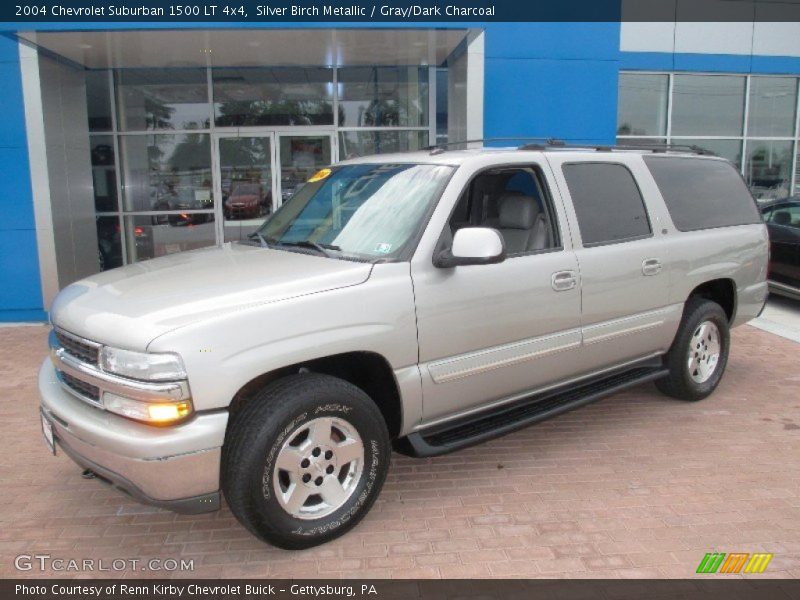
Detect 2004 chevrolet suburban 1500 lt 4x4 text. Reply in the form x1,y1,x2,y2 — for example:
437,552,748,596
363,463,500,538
39,145,769,549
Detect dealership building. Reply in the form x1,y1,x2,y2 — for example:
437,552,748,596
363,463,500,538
1,16,799,321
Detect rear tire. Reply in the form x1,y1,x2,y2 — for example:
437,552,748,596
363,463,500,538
656,297,730,401
222,373,390,549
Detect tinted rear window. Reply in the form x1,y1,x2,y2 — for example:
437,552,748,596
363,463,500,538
643,156,761,231
562,162,652,246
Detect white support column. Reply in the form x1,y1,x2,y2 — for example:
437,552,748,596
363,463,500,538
19,41,59,310
465,30,484,142
447,29,484,145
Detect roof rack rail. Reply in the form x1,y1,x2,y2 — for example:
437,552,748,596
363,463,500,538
424,137,565,154
518,141,716,156
423,138,717,156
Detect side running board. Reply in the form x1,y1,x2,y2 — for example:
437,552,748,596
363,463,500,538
397,362,668,458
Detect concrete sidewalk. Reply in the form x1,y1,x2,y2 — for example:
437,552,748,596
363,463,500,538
751,295,800,344
1,324,798,579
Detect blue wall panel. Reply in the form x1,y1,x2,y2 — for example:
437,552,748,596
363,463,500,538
483,23,620,61
483,23,620,144
0,35,44,321
484,58,619,143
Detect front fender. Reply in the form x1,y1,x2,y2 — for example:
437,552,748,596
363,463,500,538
147,263,419,416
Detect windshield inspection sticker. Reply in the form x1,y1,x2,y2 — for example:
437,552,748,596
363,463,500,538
375,243,393,254
308,168,331,183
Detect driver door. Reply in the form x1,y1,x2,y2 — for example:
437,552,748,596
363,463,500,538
411,163,583,424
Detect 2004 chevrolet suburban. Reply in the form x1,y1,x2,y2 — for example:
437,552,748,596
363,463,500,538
39,144,769,549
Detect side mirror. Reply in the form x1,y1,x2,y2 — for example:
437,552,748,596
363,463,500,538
434,227,506,268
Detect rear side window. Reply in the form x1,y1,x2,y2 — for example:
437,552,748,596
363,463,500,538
643,156,761,231
562,163,652,246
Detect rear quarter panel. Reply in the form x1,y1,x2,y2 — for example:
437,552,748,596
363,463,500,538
665,224,769,326
631,155,770,328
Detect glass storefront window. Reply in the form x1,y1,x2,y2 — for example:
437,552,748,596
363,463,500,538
745,140,794,201
617,73,669,136
213,68,334,127
96,216,123,271
90,63,442,270
116,69,209,131
123,214,216,262
338,130,428,159
338,67,428,127
748,77,798,138
616,137,667,147
86,71,112,131
90,135,118,212
674,138,743,168
436,68,448,145
119,134,213,212
672,75,745,136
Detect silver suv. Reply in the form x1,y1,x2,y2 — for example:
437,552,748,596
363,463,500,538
39,144,769,549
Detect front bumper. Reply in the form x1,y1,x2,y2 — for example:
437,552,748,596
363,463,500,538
39,359,227,514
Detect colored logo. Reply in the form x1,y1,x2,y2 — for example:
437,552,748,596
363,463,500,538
696,552,773,574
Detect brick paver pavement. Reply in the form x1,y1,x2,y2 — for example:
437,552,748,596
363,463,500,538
1,324,798,579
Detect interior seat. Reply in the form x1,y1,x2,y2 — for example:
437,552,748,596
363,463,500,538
495,193,549,254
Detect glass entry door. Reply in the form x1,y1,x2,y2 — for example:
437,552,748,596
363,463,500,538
214,131,334,243
216,133,275,243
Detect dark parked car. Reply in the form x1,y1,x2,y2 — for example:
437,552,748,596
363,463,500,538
760,197,800,299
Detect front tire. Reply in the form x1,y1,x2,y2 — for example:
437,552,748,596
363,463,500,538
656,297,730,401
222,373,390,549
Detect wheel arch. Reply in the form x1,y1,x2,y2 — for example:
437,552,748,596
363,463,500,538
686,278,737,323
228,351,404,439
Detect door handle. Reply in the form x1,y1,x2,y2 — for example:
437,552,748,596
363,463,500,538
551,270,577,292
642,258,663,276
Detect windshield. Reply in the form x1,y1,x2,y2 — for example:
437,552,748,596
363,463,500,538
256,163,454,261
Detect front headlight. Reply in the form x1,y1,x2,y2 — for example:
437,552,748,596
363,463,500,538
100,347,187,381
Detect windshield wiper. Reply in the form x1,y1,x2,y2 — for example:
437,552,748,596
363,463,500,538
277,240,340,258
247,231,269,248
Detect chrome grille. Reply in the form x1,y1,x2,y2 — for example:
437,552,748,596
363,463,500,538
55,329,99,364
60,371,101,403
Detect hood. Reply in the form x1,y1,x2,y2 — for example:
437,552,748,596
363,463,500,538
50,243,373,350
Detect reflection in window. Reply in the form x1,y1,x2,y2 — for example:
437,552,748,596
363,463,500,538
617,73,668,136
338,67,428,127
796,145,800,195
90,136,117,212
674,139,743,168
86,71,112,131
279,135,332,204
123,214,216,262
213,68,334,126
745,140,794,201
748,77,798,138
116,69,209,131
338,130,429,159
672,75,745,136
119,134,213,212
96,216,122,271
